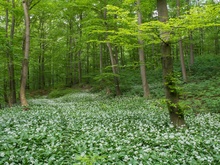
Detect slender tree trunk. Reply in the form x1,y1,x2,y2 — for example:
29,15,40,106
120,47,124,66
78,13,82,84
215,28,219,55
107,43,121,96
78,50,82,84
137,0,150,97
20,0,30,107
177,0,187,82
100,43,103,74
200,28,204,55
186,0,194,65
38,18,45,89
66,20,74,86
189,31,194,65
103,1,121,96
157,0,185,127
5,0,17,106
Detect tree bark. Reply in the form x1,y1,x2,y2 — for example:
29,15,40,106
215,27,219,55
20,0,30,107
177,0,187,82
157,0,185,127
137,0,150,97
107,43,121,96
78,13,82,84
189,31,194,65
5,0,17,106
38,18,45,89
104,3,121,96
100,43,103,74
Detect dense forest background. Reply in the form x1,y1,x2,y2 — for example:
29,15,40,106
0,0,220,114
1,0,220,164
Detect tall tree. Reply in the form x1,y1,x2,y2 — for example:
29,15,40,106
177,0,187,82
186,0,195,66
157,0,185,127
5,0,17,106
20,0,30,106
105,4,122,96
137,0,150,97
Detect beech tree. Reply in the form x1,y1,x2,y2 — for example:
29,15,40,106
137,0,150,97
20,0,30,106
157,0,185,127
0,0,219,110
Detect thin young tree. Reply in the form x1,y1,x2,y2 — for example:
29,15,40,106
20,0,30,106
137,0,150,97
177,0,187,82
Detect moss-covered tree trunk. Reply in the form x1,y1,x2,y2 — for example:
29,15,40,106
157,0,185,127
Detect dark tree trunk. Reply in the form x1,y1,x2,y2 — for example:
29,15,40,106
5,0,17,106
157,0,185,127
38,18,45,89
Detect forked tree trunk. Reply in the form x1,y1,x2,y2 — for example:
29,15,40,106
137,0,150,97
20,0,30,107
157,0,185,127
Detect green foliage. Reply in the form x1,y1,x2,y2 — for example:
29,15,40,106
76,154,106,165
189,54,220,80
47,88,77,98
181,55,220,113
0,93,219,164
92,72,119,93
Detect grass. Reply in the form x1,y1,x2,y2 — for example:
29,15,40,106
1,92,220,164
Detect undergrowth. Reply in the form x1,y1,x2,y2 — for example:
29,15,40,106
0,92,220,164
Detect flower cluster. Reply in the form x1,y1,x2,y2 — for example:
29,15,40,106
0,93,219,164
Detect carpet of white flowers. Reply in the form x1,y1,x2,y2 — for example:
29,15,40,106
0,92,220,165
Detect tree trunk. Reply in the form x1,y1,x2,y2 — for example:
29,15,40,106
5,0,17,106
189,31,194,65
107,43,121,96
157,0,185,127
137,0,150,97
20,0,30,107
177,0,187,82
186,0,194,65
100,43,103,74
38,18,45,89
78,13,82,84
66,20,74,86
215,27,219,55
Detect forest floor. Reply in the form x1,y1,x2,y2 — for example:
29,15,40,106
1,92,220,164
